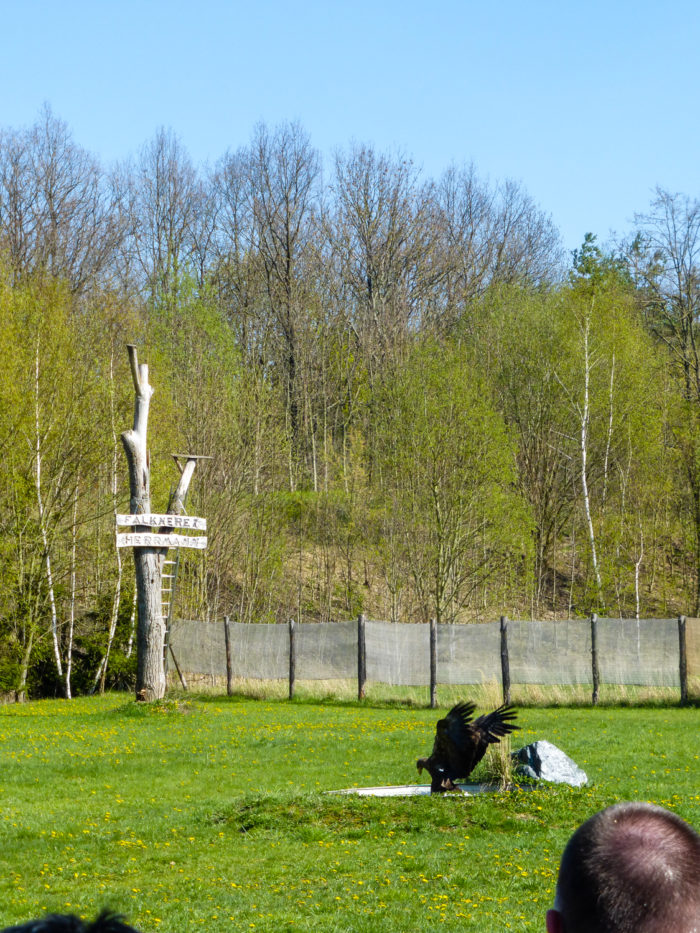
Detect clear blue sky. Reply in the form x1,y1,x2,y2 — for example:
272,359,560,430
2,0,698,255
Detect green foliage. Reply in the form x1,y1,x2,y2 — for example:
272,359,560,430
570,233,632,288
0,116,699,699
373,339,533,622
0,621,23,695
0,695,696,932
0,185,699,694
471,275,681,618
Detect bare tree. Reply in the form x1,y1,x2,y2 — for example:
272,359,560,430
125,127,201,303
436,165,563,323
247,122,320,458
213,123,321,487
188,172,220,288
489,178,563,285
436,162,499,309
630,188,700,610
0,105,124,292
329,145,442,372
631,188,700,399
210,147,271,369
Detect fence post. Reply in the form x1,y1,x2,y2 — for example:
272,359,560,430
223,615,233,696
591,613,600,706
430,618,437,708
500,616,511,705
358,613,366,700
678,615,688,706
289,618,296,700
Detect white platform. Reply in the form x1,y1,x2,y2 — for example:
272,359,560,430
332,782,501,797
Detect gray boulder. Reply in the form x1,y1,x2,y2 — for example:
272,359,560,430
514,739,588,787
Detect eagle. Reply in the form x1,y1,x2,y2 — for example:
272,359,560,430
417,701,518,792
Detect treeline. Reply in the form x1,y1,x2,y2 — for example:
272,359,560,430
1,106,699,699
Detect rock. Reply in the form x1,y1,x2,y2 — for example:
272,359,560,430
513,740,588,787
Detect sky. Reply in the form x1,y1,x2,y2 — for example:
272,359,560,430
1,0,698,256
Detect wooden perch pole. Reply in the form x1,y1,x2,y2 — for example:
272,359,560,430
120,346,203,701
121,346,165,700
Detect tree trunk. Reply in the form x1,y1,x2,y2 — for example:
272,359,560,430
132,551,167,699
580,309,604,610
120,345,201,701
33,334,63,686
17,629,34,704
121,345,164,700
65,479,78,699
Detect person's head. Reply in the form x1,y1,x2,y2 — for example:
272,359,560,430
547,802,700,933
0,912,140,933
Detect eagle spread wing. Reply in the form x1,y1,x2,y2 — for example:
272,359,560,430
417,701,518,792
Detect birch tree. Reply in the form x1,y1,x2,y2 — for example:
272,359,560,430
576,302,604,607
558,240,669,615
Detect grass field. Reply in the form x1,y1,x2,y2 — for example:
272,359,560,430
0,693,697,933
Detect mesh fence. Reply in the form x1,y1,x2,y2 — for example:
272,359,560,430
297,621,357,680
597,618,681,686
169,619,287,680
366,622,430,685
436,623,501,685
508,620,591,685
687,618,700,681
169,616,692,689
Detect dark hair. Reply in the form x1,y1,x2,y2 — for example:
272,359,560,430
0,911,140,933
555,802,700,933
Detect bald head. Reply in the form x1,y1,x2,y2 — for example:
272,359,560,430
549,802,700,933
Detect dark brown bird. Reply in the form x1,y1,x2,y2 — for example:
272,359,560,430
416,701,518,792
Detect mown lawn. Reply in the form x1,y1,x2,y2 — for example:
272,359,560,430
0,694,697,932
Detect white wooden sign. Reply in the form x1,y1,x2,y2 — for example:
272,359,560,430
117,513,207,531
116,533,208,550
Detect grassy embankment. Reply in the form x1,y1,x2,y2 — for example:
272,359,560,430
0,693,697,932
